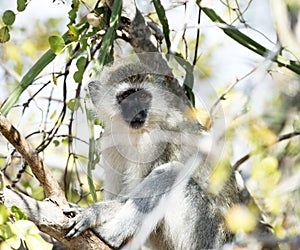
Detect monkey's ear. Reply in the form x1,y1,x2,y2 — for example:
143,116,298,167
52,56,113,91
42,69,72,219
88,81,101,106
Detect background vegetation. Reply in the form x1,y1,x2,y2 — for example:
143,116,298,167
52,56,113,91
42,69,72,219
0,0,299,249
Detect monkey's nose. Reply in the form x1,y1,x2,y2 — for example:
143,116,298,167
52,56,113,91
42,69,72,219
116,88,152,129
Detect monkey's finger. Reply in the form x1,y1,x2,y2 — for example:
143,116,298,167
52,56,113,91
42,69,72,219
65,219,87,238
62,215,78,230
65,227,80,238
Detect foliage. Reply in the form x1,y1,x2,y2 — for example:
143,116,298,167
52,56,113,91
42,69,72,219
0,0,300,249
0,204,52,250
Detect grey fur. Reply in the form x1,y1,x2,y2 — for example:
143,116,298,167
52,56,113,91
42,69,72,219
66,62,239,249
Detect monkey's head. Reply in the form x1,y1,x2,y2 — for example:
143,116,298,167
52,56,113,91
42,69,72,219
88,62,199,133
88,61,207,166
89,60,202,152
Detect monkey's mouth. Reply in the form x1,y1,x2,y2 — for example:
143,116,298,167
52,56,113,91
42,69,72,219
127,109,148,129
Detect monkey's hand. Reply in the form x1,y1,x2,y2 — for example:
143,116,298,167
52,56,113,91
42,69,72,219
65,200,122,238
65,197,145,248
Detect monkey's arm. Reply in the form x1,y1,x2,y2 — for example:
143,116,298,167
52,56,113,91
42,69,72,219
65,160,190,248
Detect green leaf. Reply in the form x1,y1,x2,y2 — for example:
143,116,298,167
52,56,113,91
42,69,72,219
67,98,81,111
0,224,12,240
293,116,300,131
0,32,70,115
53,140,60,147
285,140,300,157
73,71,83,83
96,0,121,70
201,7,300,75
31,186,45,201
2,10,16,25
4,225,21,249
48,35,65,55
62,138,69,145
94,117,102,126
68,0,80,25
0,26,10,43
68,24,79,42
0,205,10,224
73,56,87,83
76,56,87,70
11,206,27,221
174,55,195,106
17,0,27,12
25,233,53,250
153,0,171,51
85,93,98,202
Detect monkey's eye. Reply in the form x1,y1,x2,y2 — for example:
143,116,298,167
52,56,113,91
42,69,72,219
139,92,148,100
117,88,134,104
116,88,144,104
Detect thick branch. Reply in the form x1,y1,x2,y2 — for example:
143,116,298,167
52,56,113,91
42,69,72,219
121,2,172,75
0,112,67,207
3,188,111,250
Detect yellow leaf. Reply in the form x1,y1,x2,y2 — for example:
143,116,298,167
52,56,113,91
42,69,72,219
209,160,232,195
265,196,282,215
251,156,281,195
21,40,37,57
185,107,211,129
273,221,286,238
225,205,257,233
50,111,57,120
4,43,21,64
252,156,278,180
0,241,14,250
250,121,277,146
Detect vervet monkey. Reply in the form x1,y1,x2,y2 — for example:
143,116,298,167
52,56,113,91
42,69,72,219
66,61,239,249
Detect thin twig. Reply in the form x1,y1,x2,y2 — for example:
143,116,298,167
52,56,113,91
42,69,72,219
210,66,257,118
192,5,202,66
22,81,50,114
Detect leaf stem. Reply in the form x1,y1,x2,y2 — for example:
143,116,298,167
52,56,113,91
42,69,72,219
201,7,300,75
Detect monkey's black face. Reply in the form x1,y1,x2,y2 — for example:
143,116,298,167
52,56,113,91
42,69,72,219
116,88,152,129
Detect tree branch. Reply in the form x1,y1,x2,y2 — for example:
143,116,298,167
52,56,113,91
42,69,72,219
120,1,172,74
0,112,67,207
233,131,300,170
0,113,112,249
